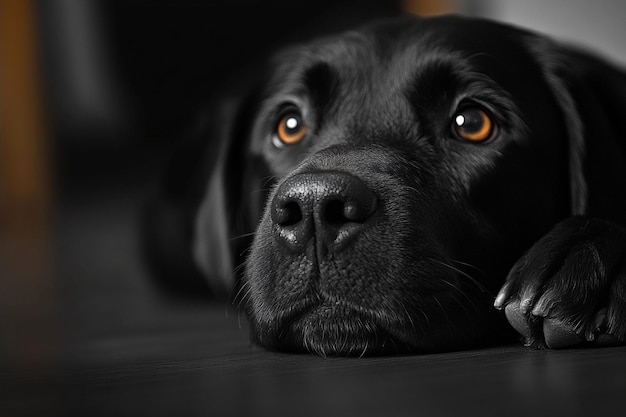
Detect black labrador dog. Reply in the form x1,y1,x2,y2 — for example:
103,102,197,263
146,15,626,356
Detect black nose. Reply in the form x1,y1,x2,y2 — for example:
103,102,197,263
270,172,377,254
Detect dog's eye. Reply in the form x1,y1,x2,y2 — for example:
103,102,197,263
274,111,307,146
453,108,494,143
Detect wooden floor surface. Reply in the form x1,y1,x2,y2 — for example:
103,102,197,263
2,183,625,417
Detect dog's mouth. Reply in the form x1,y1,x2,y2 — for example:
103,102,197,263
251,298,415,357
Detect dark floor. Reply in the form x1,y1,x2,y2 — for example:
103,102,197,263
2,176,625,417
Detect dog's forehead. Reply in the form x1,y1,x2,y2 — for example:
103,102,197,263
268,16,537,93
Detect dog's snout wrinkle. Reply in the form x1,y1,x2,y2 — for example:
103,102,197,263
271,172,377,255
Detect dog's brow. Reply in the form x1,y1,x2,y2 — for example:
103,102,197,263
302,62,337,108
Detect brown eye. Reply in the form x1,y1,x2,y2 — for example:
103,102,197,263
275,111,307,146
453,108,494,142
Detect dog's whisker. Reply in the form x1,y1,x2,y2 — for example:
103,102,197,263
440,278,481,313
259,174,278,188
412,305,431,332
251,186,275,196
229,232,256,241
449,258,486,275
232,262,246,276
401,183,422,196
432,295,451,325
403,304,416,332
398,301,423,335
227,261,247,293
228,266,247,300
429,257,491,295
441,280,480,320
238,246,253,260
231,279,248,305
232,290,246,310
230,273,255,311
235,285,255,311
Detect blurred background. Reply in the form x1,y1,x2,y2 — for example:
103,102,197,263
1,0,625,413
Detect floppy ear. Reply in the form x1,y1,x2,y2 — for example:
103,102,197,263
141,106,220,297
530,37,626,222
142,90,266,297
192,91,269,296
190,98,240,296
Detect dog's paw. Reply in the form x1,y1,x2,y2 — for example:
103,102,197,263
494,217,626,348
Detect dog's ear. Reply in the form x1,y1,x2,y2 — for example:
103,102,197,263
530,37,626,221
192,98,243,296
142,90,264,298
191,92,268,296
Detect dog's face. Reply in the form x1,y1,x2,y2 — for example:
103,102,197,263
241,16,574,355
192,15,626,355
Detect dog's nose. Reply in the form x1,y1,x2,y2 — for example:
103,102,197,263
271,172,377,254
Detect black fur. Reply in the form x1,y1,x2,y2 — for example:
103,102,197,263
146,15,626,356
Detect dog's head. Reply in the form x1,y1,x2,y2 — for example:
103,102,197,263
192,15,626,355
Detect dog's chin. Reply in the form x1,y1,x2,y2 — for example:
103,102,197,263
251,303,417,357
